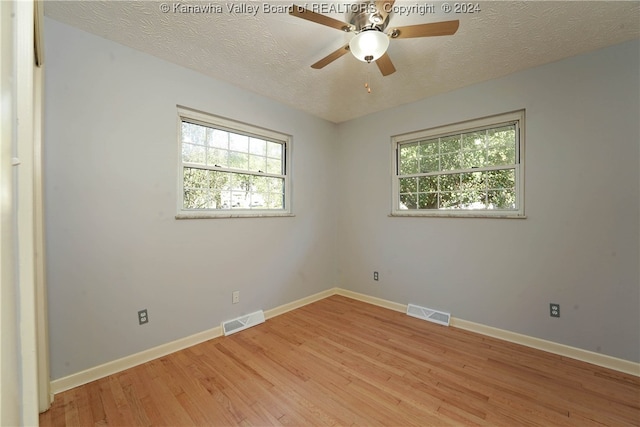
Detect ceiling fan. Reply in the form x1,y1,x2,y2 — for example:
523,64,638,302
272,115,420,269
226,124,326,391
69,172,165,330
289,0,459,76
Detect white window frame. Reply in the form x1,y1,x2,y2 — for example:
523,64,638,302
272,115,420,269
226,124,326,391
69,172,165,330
176,106,293,219
391,110,525,218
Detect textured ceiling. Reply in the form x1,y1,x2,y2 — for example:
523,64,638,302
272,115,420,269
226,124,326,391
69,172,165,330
44,1,640,123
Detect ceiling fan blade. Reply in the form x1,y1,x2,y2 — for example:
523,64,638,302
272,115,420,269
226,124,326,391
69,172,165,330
389,20,459,39
311,44,351,69
289,5,354,32
375,0,395,21
376,52,396,76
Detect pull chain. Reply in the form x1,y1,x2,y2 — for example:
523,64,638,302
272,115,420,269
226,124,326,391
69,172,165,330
364,67,372,94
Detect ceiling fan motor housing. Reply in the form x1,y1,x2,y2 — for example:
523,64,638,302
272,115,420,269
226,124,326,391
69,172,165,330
348,2,390,33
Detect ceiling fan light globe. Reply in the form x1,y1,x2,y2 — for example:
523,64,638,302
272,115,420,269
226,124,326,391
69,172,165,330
349,30,389,62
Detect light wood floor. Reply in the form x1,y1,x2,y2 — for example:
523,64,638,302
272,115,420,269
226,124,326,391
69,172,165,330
41,295,640,426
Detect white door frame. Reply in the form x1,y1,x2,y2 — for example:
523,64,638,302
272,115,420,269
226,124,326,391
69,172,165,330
0,0,21,422
1,0,50,424
33,1,52,411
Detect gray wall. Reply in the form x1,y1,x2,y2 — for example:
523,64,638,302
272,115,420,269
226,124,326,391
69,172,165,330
44,18,339,380
45,16,639,381
336,39,640,363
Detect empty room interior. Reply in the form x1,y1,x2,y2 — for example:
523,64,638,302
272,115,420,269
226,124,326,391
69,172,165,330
2,0,640,425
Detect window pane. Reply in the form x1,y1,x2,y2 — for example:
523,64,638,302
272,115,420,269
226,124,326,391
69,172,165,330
487,169,515,189
249,138,267,155
502,144,516,164
229,133,249,152
208,148,228,168
488,189,516,209
268,193,284,209
401,159,418,175
183,168,209,188
419,139,439,156
182,122,207,145
418,176,437,193
399,177,417,194
399,143,419,175
207,172,227,209
231,191,247,208
418,193,438,209
459,191,486,209
210,171,230,191
267,141,282,159
266,158,282,175
182,143,206,164
184,189,211,209
267,177,284,193
440,152,460,171
460,149,485,169
487,125,515,147
399,193,417,210
249,155,266,172
229,152,249,170
210,129,228,149
252,176,268,193
439,174,460,191
460,171,485,192
462,131,486,150
249,192,266,208
439,191,459,209
440,135,460,153
487,147,514,166
229,173,248,191
420,155,439,173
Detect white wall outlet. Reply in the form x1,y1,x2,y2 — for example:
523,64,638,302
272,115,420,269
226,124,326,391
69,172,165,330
232,291,240,304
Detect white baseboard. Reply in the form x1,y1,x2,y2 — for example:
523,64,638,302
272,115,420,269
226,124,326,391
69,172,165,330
450,318,640,377
51,288,337,394
335,289,639,377
264,288,337,319
51,325,222,394
334,288,407,313
51,287,639,394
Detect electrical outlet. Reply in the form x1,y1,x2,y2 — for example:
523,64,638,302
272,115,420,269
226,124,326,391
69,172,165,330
232,291,240,304
550,303,560,318
373,271,379,281
138,309,149,325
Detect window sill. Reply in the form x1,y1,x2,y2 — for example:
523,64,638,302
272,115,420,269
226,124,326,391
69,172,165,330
176,212,295,220
389,212,526,219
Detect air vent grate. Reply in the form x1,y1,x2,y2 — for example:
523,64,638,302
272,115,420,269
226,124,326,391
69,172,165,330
407,304,450,326
222,310,265,336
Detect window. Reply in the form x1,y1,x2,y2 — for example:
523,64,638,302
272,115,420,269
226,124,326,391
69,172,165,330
392,110,524,217
177,107,291,218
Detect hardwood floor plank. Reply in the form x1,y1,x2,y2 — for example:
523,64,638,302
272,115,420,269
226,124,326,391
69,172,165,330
171,350,249,425
116,371,152,426
84,380,107,425
238,327,400,425
137,360,195,425
72,385,96,426
41,295,640,426
45,388,68,427
62,391,80,426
